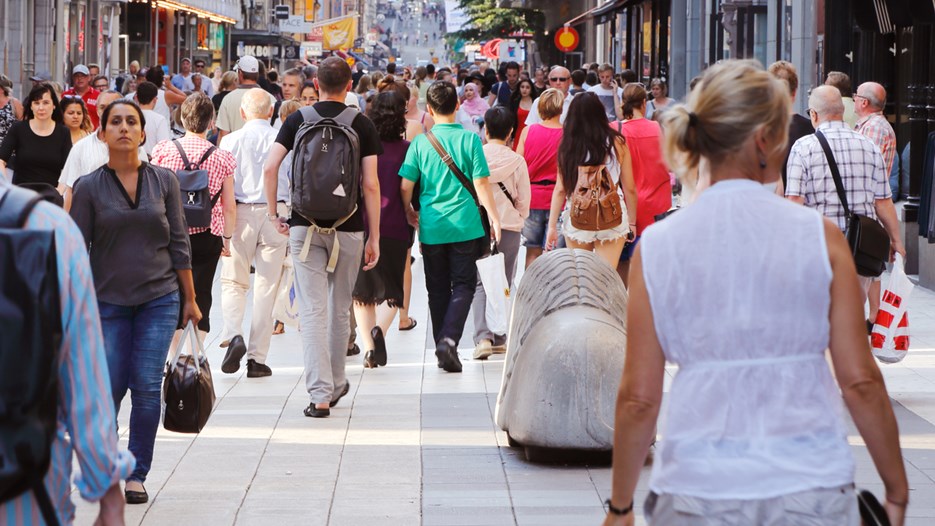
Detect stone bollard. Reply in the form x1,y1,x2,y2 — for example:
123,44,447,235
495,249,628,462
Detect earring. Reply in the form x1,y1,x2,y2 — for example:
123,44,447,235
759,159,767,169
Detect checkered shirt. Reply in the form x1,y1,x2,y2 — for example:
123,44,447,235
150,136,237,237
855,111,897,176
786,121,890,231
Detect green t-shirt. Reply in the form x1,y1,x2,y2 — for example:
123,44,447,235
399,123,489,245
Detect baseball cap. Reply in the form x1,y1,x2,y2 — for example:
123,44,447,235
29,70,51,82
72,64,90,76
235,56,259,74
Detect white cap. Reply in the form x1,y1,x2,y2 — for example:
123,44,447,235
236,56,259,74
72,64,90,76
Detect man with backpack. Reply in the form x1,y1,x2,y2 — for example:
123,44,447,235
0,181,132,524
263,57,382,418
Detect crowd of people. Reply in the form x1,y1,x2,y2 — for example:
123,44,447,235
0,48,910,525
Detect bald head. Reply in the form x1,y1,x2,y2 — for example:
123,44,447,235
808,85,845,123
855,82,886,117
241,88,272,120
548,66,571,95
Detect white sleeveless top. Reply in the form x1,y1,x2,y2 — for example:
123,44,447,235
640,179,854,499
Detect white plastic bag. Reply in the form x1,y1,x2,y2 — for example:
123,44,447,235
871,254,913,364
476,251,510,335
272,258,300,328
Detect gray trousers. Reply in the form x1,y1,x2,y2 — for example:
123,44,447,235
645,485,859,525
472,230,521,344
289,227,364,405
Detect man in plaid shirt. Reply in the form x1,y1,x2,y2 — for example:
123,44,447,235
786,85,904,301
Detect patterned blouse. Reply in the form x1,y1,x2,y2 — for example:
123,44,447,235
0,100,17,146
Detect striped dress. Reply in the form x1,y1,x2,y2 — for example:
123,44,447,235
0,184,135,525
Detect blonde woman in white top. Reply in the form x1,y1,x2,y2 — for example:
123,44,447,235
602,59,907,526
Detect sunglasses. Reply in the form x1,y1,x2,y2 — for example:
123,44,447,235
195,64,205,69
549,77,568,82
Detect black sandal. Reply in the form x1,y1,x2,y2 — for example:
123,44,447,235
398,318,417,331
125,484,148,504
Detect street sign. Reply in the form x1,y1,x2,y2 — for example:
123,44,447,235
554,26,579,52
274,5,291,20
432,56,439,64
302,41,323,57
346,56,356,66
279,15,314,33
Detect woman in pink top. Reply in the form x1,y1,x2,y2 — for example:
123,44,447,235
614,83,672,285
515,88,565,269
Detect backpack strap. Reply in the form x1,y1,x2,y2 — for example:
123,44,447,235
298,105,323,123
196,145,217,169
334,106,359,128
172,139,194,170
271,99,283,126
0,185,42,228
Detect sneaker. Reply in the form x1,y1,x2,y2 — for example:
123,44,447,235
435,337,462,373
221,335,246,374
473,339,494,360
346,343,360,357
246,359,272,378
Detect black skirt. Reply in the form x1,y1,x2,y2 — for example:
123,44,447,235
353,237,408,307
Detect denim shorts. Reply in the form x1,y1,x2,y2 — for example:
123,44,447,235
522,209,566,249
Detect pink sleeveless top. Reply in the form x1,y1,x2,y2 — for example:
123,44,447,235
522,124,563,210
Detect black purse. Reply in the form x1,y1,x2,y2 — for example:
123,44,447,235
163,321,216,434
815,131,890,277
424,130,493,257
857,489,892,526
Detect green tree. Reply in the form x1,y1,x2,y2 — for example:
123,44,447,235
452,0,543,41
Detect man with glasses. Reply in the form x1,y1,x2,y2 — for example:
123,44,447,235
524,66,574,126
62,65,100,128
92,75,110,92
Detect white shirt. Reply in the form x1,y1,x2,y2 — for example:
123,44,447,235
142,109,171,157
126,90,171,123
525,92,574,126
219,119,289,203
587,84,623,121
640,179,854,499
60,132,149,188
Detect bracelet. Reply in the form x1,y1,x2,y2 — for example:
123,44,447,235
604,499,633,516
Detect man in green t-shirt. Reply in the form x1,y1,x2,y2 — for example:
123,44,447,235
400,81,501,373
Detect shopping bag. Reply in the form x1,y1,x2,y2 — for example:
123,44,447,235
871,254,913,364
272,257,299,328
163,321,216,433
476,249,510,335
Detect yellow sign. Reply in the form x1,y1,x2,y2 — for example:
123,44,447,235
346,57,355,66
322,16,357,51
432,57,439,64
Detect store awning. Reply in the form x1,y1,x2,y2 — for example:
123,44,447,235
562,0,632,28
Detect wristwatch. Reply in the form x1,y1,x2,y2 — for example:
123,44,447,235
605,499,633,516
267,212,279,220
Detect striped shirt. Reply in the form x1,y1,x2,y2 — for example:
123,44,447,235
0,183,135,525
855,111,897,176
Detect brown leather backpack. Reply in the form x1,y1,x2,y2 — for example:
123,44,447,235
569,164,623,231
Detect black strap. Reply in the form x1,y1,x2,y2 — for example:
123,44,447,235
32,477,60,526
425,130,480,206
497,182,515,205
0,185,42,228
271,99,283,126
815,130,852,217
173,139,216,171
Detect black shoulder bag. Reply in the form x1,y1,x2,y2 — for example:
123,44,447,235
424,130,493,257
815,130,890,277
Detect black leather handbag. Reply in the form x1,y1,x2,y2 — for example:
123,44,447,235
816,131,890,277
857,489,892,526
163,322,216,434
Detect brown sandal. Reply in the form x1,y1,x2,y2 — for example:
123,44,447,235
272,321,285,335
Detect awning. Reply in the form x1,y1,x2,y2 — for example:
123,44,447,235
348,51,373,68
562,0,631,28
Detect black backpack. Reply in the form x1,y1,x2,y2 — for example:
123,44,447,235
290,106,361,225
173,140,220,229
0,186,62,526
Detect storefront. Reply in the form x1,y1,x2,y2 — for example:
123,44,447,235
228,32,302,72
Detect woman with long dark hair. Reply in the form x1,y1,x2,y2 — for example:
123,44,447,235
352,91,412,368
545,92,637,268
509,78,536,150
0,83,71,194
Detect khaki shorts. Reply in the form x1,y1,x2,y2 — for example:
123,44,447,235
645,484,859,525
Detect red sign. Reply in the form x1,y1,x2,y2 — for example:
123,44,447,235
554,26,579,53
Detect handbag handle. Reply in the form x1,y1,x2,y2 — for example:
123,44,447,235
815,130,852,218
167,320,205,375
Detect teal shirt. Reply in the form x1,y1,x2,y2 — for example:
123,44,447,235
399,123,490,245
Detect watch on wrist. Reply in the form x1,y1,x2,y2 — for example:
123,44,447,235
605,499,633,516
267,212,279,220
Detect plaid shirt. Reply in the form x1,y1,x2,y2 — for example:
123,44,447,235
855,111,897,176
786,121,890,231
150,136,236,237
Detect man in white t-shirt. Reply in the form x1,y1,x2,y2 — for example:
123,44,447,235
134,81,172,156
587,64,623,122
525,66,574,126
59,91,148,211
217,56,276,142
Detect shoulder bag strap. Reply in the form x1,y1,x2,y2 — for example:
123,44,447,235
172,139,194,170
815,130,851,217
497,182,515,205
271,99,282,126
425,130,480,206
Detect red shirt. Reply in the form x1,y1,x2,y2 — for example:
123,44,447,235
522,124,563,210
617,118,672,234
62,87,101,128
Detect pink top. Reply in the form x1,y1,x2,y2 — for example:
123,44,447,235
617,118,672,234
522,124,563,210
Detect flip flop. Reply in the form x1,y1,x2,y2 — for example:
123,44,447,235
398,318,418,331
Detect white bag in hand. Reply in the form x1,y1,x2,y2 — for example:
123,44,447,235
272,258,300,328
476,251,510,335
871,253,913,364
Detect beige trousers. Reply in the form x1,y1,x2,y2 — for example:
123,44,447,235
221,203,288,363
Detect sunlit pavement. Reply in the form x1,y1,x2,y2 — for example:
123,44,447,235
71,244,935,525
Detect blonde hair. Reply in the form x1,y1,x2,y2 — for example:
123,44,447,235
537,88,564,120
659,59,790,181
219,71,239,92
279,99,301,122
767,60,798,97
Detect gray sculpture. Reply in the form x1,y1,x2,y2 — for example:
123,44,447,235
495,249,628,461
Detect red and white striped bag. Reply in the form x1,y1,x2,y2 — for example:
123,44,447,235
871,254,913,364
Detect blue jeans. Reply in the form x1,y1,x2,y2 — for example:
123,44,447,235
99,290,180,483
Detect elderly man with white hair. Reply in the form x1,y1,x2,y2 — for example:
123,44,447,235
524,65,575,125
217,88,290,378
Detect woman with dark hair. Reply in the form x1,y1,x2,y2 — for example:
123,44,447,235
60,95,94,144
0,75,24,150
353,91,412,368
545,92,637,268
0,83,71,194
509,78,536,150
300,81,319,106
70,99,198,505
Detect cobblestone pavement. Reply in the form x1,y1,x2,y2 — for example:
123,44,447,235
72,248,935,525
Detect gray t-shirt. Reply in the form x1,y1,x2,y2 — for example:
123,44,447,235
70,162,191,306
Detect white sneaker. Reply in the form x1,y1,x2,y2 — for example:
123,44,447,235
473,339,494,360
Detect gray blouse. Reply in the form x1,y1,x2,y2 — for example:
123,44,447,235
70,162,192,306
